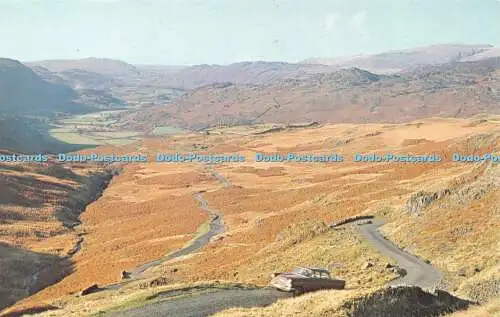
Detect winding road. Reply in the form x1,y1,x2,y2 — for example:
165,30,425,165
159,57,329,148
104,167,228,289
356,219,441,289
129,191,226,279
105,170,441,316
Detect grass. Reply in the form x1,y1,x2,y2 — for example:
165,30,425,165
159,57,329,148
151,126,186,136
213,288,369,317
49,132,105,145
90,132,141,138
49,110,142,147
5,118,500,316
192,221,211,241
445,298,500,317
34,281,257,317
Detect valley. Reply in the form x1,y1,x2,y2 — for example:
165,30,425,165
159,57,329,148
0,41,499,317
49,111,142,147
1,117,498,316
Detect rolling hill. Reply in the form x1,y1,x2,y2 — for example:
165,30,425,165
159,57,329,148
29,44,500,91
119,57,500,131
0,58,93,115
302,44,500,73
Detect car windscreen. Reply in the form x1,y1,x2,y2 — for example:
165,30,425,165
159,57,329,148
291,268,313,277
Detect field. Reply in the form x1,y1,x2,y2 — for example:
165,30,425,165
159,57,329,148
2,117,499,316
151,126,186,136
49,111,143,146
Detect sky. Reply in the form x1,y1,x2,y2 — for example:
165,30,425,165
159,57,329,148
0,0,499,65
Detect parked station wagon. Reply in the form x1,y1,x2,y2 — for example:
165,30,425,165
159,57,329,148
269,267,346,296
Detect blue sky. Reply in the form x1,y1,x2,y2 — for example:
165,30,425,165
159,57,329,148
0,0,499,65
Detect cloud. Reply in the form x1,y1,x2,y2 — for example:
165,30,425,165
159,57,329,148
324,13,340,31
349,10,367,31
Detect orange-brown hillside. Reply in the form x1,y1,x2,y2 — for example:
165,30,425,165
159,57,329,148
3,117,499,316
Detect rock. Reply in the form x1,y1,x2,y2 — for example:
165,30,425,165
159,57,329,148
80,284,99,296
392,267,407,277
405,191,439,215
121,270,131,279
457,268,467,277
363,261,374,269
171,268,179,273
148,277,170,288
385,263,395,269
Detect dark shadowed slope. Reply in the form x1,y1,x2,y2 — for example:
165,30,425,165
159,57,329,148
0,58,93,115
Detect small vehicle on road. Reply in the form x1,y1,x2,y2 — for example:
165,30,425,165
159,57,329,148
269,267,346,296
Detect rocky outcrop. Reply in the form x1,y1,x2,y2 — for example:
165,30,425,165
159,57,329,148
405,190,451,215
406,161,498,215
341,286,473,317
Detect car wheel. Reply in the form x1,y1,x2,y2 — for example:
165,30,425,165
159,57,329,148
293,287,304,297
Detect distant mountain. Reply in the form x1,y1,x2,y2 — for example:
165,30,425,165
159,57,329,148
121,57,500,131
301,44,499,74
31,64,128,109
149,61,338,89
29,45,500,92
29,57,141,81
459,47,500,62
29,58,338,90
0,58,94,115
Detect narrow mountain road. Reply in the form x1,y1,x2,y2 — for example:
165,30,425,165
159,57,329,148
104,167,229,289
106,172,443,316
129,191,225,278
104,169,292,317
129,166,230,277
356,219,441,289
106,288,291,317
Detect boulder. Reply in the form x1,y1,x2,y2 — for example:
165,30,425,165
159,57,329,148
121,270,131,279
80,284,99,296
363,261,374,269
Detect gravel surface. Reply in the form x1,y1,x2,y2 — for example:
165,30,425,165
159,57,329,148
356,219,441,289
105,288,291,317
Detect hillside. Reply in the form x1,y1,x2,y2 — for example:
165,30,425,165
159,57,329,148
144,61,338,89
30,58,141,82
0,59,93,115
0,116,94,154
30,45,500,91
302,44,499,73
29,58,338,90
3,117,497,317
0,59,130,153
29,60,184,107
0,159,115,311
119,57,500,131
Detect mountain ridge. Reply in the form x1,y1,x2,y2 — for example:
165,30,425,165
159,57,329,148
119,57,500,131
0,58,93,115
